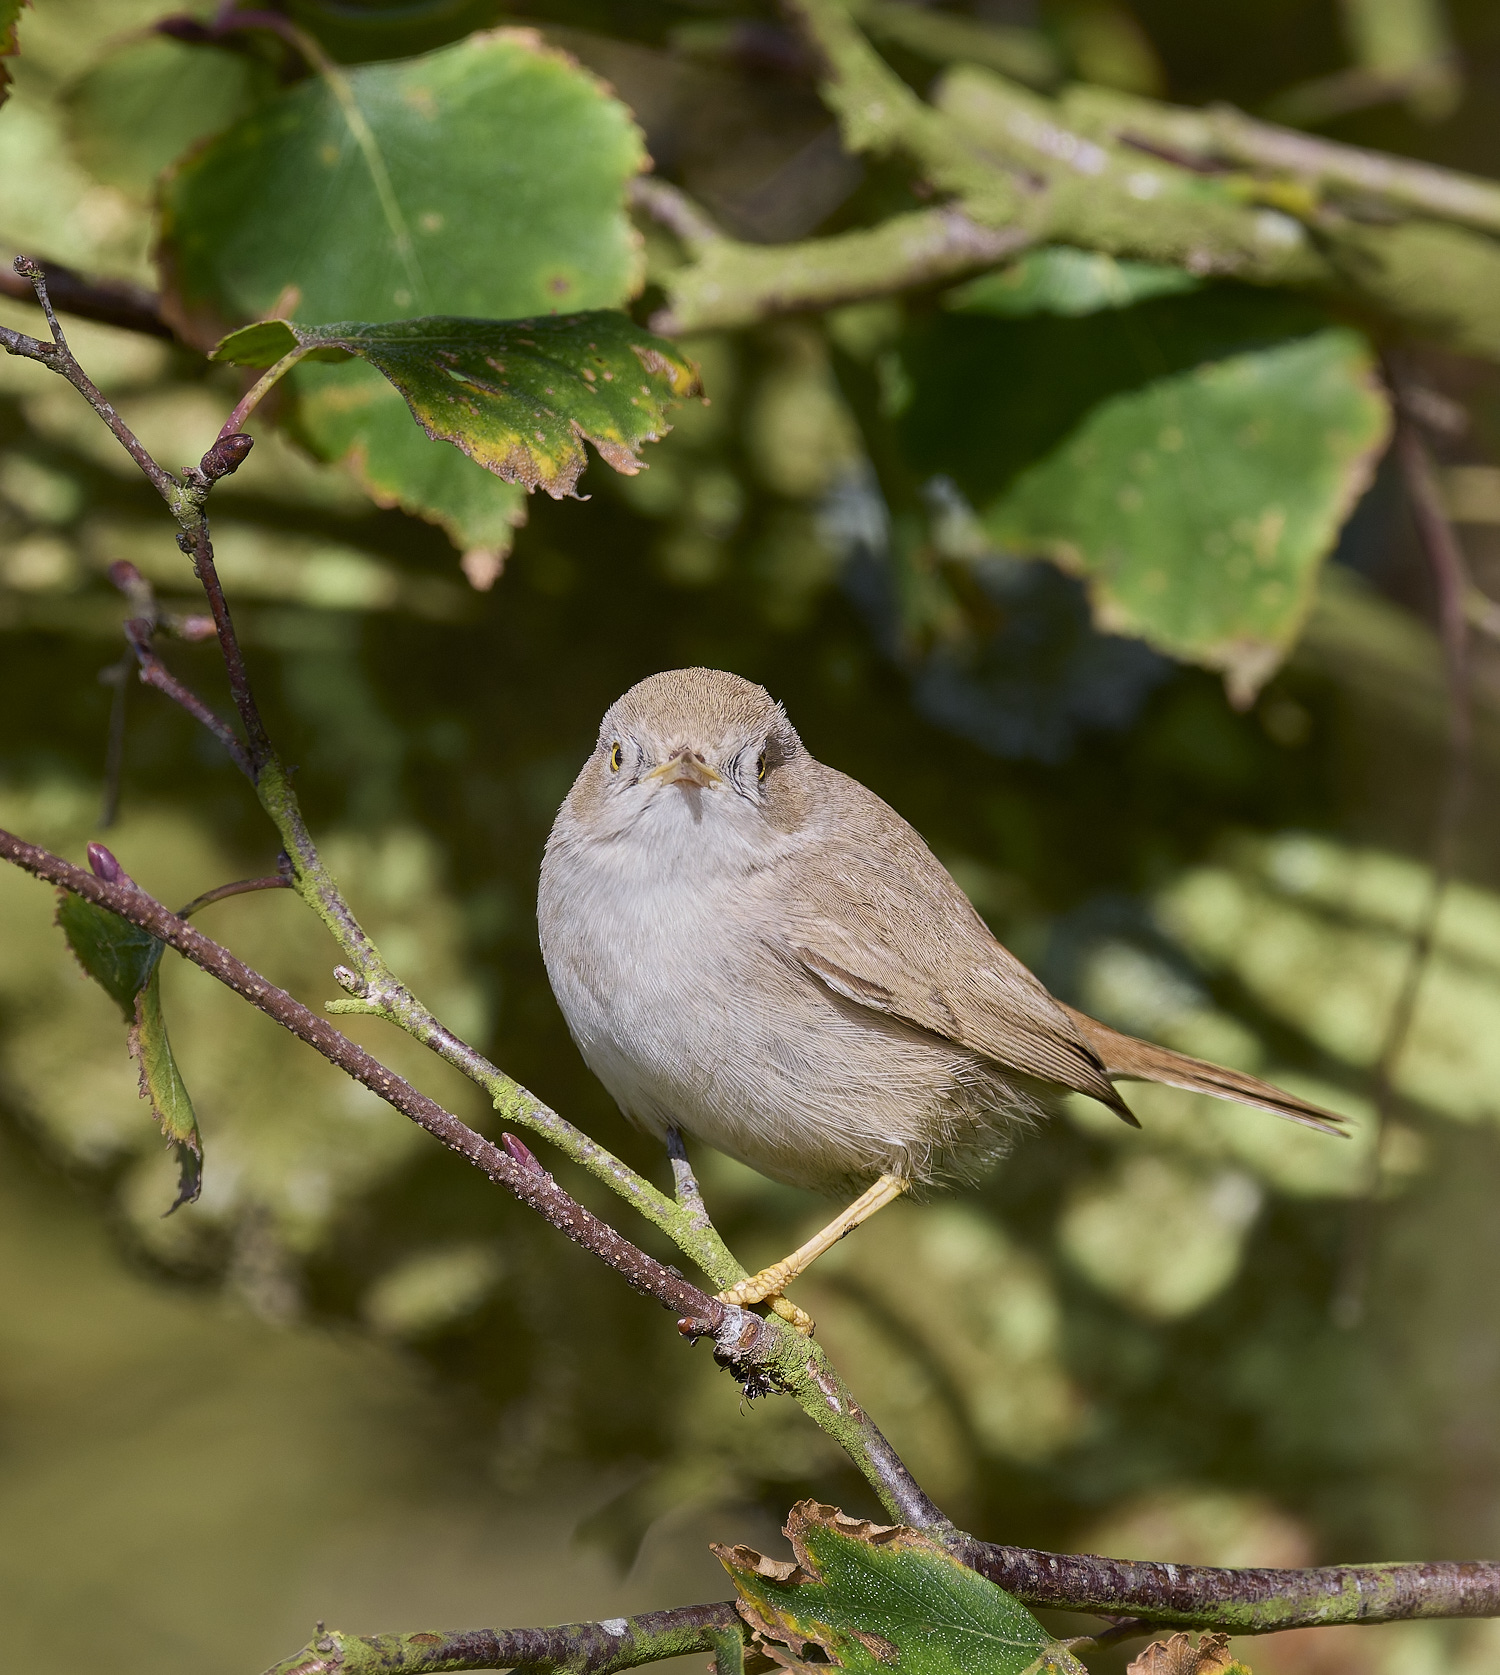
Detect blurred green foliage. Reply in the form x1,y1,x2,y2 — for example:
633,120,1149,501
5,1,1500,1673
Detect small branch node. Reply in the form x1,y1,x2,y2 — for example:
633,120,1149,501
332,965,367,996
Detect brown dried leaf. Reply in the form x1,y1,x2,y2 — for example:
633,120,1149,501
1128,1631,1251,1674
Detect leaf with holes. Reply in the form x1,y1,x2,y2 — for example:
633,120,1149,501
56,891,201,1210
715,1502,1086,1674
982,328,1390,703
213,313,701,499
158,27,648,554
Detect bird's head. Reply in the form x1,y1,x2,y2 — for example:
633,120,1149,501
568,668,810,855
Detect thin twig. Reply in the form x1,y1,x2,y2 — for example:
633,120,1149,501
177,521,274,770
4,260,181,503
98,658,130,828
123,616,254,778
177,874,294,918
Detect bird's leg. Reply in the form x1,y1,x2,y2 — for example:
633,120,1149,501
716,1174,910,1326
666,1128,815,1333
666,1126,711,1232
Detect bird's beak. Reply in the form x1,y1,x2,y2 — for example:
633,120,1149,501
644,750,722,789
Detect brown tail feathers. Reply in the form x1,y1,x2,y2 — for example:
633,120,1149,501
1064,1006,1348,1137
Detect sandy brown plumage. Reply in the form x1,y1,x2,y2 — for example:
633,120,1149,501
538,668,1345,1206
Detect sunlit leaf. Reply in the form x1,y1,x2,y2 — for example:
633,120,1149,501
158,28,648,550
213,314,700,498
714,1501,1085,1674
983,329,1390,702
947,247,1200,318
56,890,162,1020
130,966,203,1212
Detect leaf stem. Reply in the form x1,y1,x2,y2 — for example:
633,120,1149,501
217,345,308,442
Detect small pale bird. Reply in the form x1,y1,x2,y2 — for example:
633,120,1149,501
538,668,1343,1330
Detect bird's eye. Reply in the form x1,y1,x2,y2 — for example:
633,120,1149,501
756,751,767,781
609,741,623,772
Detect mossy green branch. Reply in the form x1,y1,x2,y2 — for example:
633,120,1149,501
645,0,1500,366
260,1604,745,1675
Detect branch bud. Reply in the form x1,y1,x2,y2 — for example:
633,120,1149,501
502,1132,544,1172
199,433,255,482
86,843,126,884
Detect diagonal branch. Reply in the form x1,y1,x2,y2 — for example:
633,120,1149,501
0,825,941,1529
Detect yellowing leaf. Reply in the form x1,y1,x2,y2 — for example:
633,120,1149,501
158,27,648,550
213,314,701,499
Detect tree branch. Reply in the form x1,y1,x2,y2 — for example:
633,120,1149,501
0,826,943,1526
3,259,182,502
1059,82,1500,239
955,1538,1500,1632
7,824,1500,1634
261,1602,745,1675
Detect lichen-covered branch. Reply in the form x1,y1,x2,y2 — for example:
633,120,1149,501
956,1537,1500,1632
261,1602,745,1675
644,197,1029,336
1059,82,1500,238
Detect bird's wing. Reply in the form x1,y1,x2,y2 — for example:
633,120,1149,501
771,769,1131,1115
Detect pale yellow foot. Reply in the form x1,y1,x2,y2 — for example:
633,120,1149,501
716,1174,910,1337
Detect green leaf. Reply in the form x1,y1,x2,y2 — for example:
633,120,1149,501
158,28,648,552
714,1502,1085,1675
213,313,700,499
946,247,1201,318
130,967,203,1212
56,890,162,1021
55,892,201,1209
983,328,1390,702
62,35,273,202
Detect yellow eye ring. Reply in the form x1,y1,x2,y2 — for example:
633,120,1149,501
609,741,623,772
756,751,767,781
